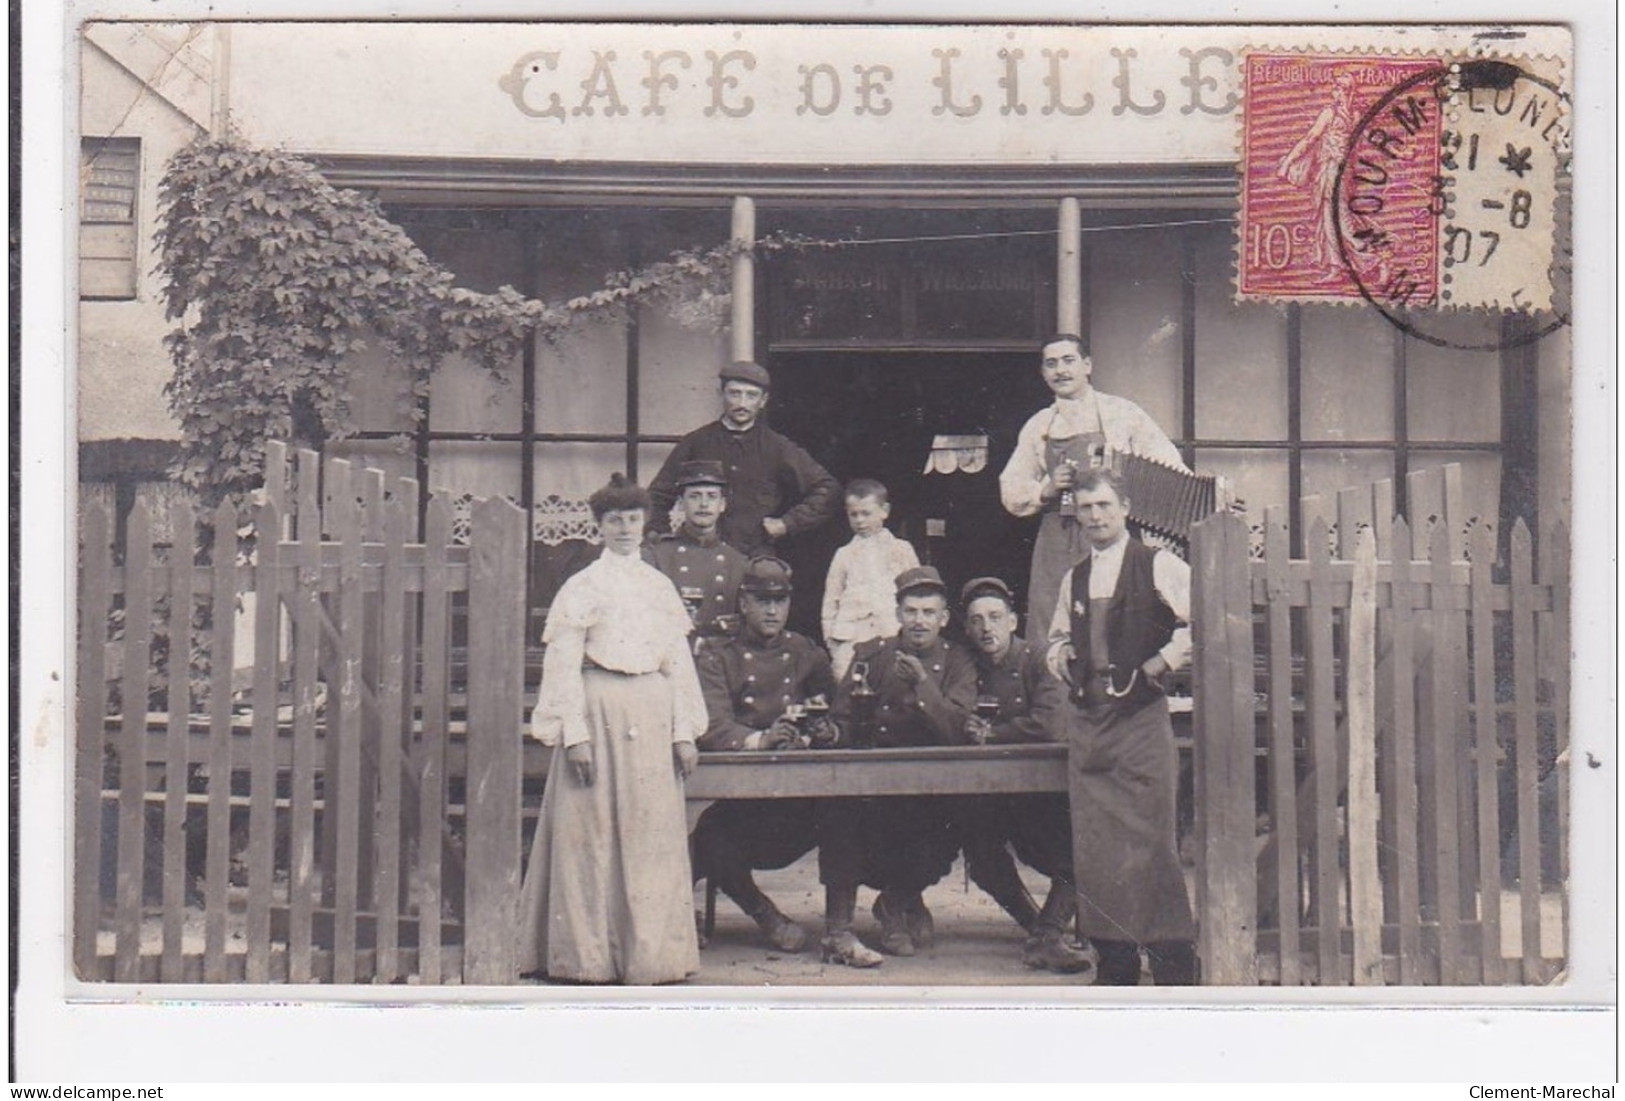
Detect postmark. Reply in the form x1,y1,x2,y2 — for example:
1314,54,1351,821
1238,50,1569,343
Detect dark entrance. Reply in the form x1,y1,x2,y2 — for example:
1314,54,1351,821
766,351,1053,641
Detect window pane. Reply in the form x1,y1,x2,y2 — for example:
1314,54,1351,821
639,306,727,436
1407,319,1501,442
1302,448,1396,513
429,354,521,433
325,440,417,489
1089,226,1182,439
349,342,419,433
532,213,629,435
81,138,138,223
531,442,624,502
1301,307,1396,441
1193,448,1290,558
428,440,521,501
1194,228,1288,441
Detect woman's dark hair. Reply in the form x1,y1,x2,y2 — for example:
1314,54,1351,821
588,472,652,521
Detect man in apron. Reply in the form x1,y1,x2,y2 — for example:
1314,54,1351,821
998,333,1187,637
1044,467,1198,985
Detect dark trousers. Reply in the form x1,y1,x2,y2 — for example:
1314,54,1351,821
690,799,819,916
956,793,1074,883
817,796,959,895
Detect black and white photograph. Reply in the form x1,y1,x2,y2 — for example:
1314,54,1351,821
16,2,1615,1083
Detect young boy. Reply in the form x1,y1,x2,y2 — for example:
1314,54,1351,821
821,478,921,679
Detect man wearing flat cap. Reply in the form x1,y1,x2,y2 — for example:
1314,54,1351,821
650,361,840,557
690,556,836,953
955,576,1094,975
644,459,749,647
816,565,977,965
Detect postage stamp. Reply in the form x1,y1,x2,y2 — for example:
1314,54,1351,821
1238,50,1569,321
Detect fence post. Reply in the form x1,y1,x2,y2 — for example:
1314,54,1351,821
75,499,114,980
1190,509,1258,985
463,497,526,984
1346,528,1382,983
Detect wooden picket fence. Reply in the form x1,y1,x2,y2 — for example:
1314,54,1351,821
1191,465,1569,985
75,443,527,983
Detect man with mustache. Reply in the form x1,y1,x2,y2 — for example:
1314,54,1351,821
644,460,749,647
999,333,1187,638
1045,467,1197,986
650,361,840,557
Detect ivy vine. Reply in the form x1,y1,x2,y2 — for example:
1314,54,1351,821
156,135,820,505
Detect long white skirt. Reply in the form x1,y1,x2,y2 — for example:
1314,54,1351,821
517,669,700,984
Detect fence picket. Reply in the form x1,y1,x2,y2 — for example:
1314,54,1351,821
161,499,197,982
1302,516,1342,984
373,493,410,983
1469,521,1503,983
1387,518,1423,982
74,500,113,980
462,498,526,985
246,500,283,983
417,495,451,983
1427,521,1466,983
1261,505,1300,984
331,459,365,984
114,499,155,983
203,500,240,982
1544,521,1570,961
288,450,323,982
1346,529,1381,984
1510,520,1542,980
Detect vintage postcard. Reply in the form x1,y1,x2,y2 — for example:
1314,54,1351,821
19,3,1613,1083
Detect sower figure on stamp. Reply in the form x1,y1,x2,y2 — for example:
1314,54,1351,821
955,576,1095,976
1044,468,1198,986
689,556,837,954
649,360,841,558
999,333,1187,639
817,566,977,966
644,459,749,652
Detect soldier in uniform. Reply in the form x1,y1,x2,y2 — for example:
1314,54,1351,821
1045,468,1197,986
817,566,977,964
689,556,836,953
644,460,749,648
956,576,1095,975
649,361,841,557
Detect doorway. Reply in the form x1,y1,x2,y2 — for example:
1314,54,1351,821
766,350,1053,641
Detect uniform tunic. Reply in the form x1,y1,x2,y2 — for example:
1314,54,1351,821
690,630,836,890
999,390,1186,637
519,550,707,984
1044,534,1196,945
644,527,749,643
820,635,977,894
958,637,1074,882
650,421,840,557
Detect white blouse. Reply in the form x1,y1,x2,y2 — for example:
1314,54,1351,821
528,549,707,748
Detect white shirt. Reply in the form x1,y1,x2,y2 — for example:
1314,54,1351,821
529,549,707,748
1044,533,1192,681
821,528,921,642
999,390,1188,517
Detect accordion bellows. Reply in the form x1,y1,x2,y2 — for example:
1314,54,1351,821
1111,451,1220,544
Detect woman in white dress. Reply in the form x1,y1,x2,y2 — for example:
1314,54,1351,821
518,474,706,984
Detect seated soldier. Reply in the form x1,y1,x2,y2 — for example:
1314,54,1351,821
818,566,977,965
645,459,749,650
690,556,837,953
957,576,1095,975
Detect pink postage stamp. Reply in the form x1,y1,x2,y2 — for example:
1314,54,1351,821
1239,53,1444,305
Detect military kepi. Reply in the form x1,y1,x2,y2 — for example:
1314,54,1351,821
959,575,1015,608
895,565,947,598
740,555,795,596
674,459,729,489
719,360,772,389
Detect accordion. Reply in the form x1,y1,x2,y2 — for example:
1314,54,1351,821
1110,451,1221,545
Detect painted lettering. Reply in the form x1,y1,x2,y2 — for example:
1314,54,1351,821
932,48,982,117
797,63,841,116
705,49,756,118
1179,47,1236,115
853,63,894,116
573,51,629,117
998,46,1026,116
1111,47,1165,116
499,50,566,122
641,49,692,117
1041,49,1093,117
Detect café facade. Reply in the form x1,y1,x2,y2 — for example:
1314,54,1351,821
78,22,1571,625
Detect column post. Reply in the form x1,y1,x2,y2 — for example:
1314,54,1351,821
731,196,757,363
1057,197,1082,334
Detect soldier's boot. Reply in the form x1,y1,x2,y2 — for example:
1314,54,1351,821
965,842,1041,935
1094,939,1147,986
743,896,810,954
871,891,917,957
1146,940,1199,986
821,885,883,968
1021,885,1095,975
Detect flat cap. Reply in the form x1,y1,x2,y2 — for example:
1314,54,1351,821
959,576,1015,609
719,360,772,389
674,459,728,489
895,565,947,598
740,555,794,596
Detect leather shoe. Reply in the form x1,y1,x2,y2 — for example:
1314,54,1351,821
820,930,884,968
757,911,810,954
1022,929,1096,975
694,910,708,950
906,898,936,950
871,894,917,957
